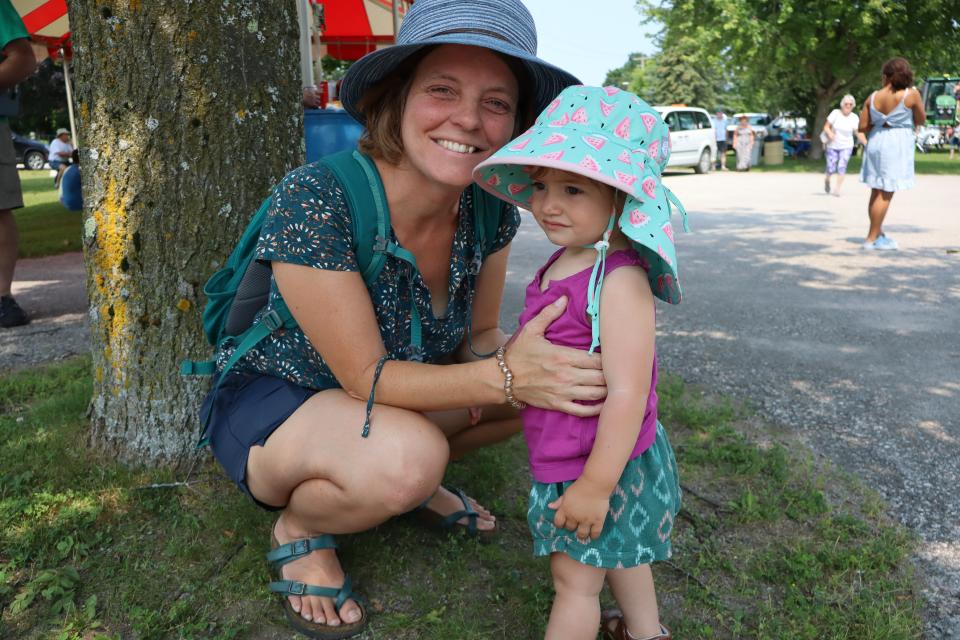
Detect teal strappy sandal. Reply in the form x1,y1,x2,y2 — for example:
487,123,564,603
267,532,368,639
409,486,499,542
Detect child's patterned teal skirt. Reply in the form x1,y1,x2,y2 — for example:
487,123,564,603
527,422,681,569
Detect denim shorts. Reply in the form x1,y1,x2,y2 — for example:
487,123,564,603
200,371,320,510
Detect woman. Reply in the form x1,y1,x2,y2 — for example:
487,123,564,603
822,95,866,196
859,57,925,250
732,115,755,171
200,0,595,637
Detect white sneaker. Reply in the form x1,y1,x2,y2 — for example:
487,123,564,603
875,234,898,250
862,239,877,250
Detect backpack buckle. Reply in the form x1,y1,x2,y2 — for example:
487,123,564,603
262,310,283,331
373,235,389,252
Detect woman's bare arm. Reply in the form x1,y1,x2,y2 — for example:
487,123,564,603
907,87,926,125
274,256,606,416
274,262,503,411
858,97,872,134
455,245,510,363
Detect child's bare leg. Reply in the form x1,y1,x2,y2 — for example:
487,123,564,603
545,552,606,640
605,564,662,638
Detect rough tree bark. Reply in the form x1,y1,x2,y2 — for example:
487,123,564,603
69,1,302,466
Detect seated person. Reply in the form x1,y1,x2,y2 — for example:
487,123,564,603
48,128,73,185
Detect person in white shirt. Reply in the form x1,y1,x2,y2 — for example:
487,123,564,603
48,128,73,186
822,95,866,196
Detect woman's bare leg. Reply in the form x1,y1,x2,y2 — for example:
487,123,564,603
866,188,894,242
246,389,450,627
834,172,846,194
420,403,522,527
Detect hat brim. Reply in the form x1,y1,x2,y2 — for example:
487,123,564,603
340,34,580,124
474,128,681,304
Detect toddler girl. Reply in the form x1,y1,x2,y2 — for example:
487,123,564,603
475,85,686,640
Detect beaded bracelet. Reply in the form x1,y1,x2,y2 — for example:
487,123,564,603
495,346,526,410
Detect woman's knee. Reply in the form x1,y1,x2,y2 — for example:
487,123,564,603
371,414,450,515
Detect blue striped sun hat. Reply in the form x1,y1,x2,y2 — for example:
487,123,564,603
339,0,580,124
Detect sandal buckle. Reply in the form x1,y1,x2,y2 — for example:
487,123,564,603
288,581,306,595
292,540,310,556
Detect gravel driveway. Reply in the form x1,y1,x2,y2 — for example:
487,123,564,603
5,169,958,636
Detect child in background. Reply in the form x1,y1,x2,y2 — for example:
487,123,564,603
475,86,685,640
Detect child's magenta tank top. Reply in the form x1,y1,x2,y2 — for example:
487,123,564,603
516,248,659,483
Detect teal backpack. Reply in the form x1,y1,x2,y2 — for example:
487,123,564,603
182,150,504,445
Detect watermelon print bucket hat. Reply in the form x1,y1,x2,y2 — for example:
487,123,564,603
473,85,689,304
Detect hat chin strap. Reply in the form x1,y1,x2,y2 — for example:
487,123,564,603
585,210,617,354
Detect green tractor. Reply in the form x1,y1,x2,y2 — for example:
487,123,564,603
922,75,959,127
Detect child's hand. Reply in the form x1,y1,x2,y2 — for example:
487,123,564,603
548,478,610,542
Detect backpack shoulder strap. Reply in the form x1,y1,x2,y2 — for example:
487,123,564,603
319,150,390,286
471,184,506,259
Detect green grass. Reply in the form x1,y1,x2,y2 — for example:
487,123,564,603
13,170,82,258
0,361,923,639
748,148,960,174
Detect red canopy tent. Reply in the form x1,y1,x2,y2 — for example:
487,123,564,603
11,0,77,144
313,0,410,61
13,0,71,60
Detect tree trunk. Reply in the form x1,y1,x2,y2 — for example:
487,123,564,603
70,1,302,466
809,93,833,161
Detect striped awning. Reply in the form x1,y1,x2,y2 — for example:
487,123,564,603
314,0,409,60
11,0,71,59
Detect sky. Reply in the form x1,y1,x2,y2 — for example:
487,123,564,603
522,0,659,86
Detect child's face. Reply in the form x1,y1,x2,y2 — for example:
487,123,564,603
528,169,617,248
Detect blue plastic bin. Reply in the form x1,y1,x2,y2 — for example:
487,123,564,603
304,108,364,163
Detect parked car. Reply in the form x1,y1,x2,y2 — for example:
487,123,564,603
653,105,717,173
10,131,49,170
726,112,775,143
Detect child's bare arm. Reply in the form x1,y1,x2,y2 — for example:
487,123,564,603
551,266,656,540
581,267,656,488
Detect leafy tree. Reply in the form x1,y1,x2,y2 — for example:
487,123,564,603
70,1,302,465
640,0,960,158
651,36,721,108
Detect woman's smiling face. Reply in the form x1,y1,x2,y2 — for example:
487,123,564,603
399,44,520,190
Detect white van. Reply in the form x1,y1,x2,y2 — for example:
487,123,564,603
653,105,717,174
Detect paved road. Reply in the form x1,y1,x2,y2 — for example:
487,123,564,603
4,170,959,636
1,252,88,371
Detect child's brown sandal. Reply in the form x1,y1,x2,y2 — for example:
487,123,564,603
601,609,672,640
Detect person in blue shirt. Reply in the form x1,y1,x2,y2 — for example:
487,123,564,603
59,149,82,211
712,110,729,170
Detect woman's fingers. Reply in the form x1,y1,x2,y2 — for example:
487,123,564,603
524,296,568,336
559,401,603,418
